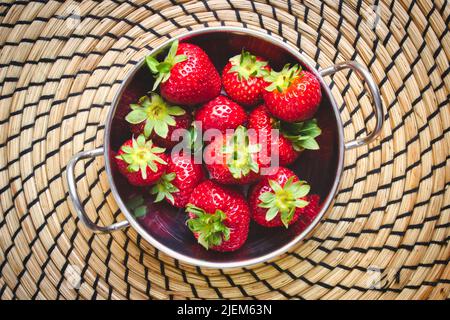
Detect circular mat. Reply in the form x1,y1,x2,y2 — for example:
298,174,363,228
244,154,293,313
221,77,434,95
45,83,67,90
0,0,449,300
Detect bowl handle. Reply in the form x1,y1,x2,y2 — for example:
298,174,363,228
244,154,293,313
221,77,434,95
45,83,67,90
320,61,384,149
66,147,130,233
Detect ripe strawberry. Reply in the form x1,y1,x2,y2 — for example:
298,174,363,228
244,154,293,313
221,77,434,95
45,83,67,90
249,167,311,228
222,50,270,107
195,95,247,133
248,105,321,166
186,180,250,252
150,152,205,208
204,126,261,185
296,194,321,229
263,65,321,122
125,93,191,148
146,40,221,106
115,135,168,187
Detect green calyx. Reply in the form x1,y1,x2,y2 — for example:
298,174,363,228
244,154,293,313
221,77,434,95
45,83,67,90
228,50,269,81
280,119,322,151
222,126,260,179
150,172,179,205
264,64,303,93
146,40,188,90
125,93,186,139
186,204,230,250
126,195,147,218
115,135,167,180
258,176,310,228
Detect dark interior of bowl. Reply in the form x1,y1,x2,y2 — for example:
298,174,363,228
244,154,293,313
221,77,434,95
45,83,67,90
108,30,340,264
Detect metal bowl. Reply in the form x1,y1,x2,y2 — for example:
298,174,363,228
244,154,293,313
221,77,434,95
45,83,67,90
67,27,383,268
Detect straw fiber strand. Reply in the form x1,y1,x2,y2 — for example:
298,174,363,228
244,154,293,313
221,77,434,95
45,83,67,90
0,0,448,300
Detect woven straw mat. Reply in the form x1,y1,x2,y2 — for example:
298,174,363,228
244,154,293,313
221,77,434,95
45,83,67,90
0,0,449,300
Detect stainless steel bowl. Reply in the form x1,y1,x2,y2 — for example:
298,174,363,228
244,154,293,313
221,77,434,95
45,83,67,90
67,27,383,268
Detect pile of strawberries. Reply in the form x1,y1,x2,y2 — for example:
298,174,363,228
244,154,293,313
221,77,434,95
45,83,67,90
115,40,323,252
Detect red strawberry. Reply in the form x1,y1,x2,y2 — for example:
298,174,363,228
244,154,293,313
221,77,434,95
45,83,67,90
150,152,205,208
248,105,321,166
125,93,192,148
195,95,247,133
146,40,221,106
115,135,168,187
263,65,321,122
249,167,311,228
222,50,270,107
204,126,261,185
186,180,250,252
296,194,321,229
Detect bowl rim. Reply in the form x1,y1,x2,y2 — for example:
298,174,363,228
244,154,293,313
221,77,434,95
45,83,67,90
103,26,345,268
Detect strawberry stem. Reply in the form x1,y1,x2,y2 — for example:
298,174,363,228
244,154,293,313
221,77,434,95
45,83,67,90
146,40,188,90
115,135,167,180
228,50,268,81
150,172,179,204
264,64,303,93
258,176,310,228
280,119,322,151
222,126,260,179
125,93,186,139
186,204,230,250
